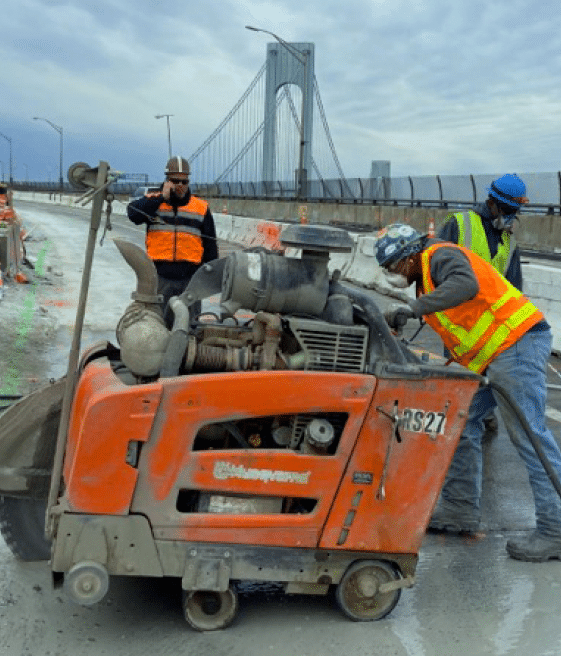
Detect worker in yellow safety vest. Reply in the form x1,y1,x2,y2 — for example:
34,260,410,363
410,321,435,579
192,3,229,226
375,223,561,562
127,156,217,314
437,174,529,442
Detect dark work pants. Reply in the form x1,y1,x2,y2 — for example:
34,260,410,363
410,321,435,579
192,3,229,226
157,275,201,323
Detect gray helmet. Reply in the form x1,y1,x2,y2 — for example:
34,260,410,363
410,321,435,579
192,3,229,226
375,223,426,267
165,156,190,176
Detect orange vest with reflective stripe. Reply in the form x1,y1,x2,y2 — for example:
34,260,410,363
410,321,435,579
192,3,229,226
145,196,208,264
420,243,544,373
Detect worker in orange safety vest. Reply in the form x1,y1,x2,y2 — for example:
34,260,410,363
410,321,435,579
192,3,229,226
375,223,561,562
127,156,217,315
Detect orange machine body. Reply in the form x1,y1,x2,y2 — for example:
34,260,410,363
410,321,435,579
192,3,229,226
61,356,478,557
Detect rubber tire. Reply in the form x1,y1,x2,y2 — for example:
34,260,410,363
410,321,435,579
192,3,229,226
182,588,239,631
64,561,109,606
335,560,401,621
0,496,51,561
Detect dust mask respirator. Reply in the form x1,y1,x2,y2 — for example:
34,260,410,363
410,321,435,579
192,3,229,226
492,214,517,233
382,269,410,289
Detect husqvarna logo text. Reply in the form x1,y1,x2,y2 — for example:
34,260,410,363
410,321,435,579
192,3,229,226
213,461,311,484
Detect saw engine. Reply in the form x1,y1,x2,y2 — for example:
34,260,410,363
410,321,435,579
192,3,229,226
114,224,414,381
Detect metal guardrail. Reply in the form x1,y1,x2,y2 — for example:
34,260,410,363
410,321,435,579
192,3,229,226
191,172,561,216
9,171,561,215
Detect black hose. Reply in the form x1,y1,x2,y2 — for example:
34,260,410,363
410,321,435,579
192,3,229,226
488,379,561,500
330,281,408,367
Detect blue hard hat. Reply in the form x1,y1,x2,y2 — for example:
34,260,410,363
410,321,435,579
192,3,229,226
487,174,529,209
375,223,426,267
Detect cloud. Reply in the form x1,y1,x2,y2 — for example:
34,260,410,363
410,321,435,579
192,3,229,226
3,0,561,182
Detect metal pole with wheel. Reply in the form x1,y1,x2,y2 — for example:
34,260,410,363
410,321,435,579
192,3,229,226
45,161,114,538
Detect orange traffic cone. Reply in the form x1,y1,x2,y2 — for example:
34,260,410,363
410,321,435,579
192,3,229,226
428,217,435,237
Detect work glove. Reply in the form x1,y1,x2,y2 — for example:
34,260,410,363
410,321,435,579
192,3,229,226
384,303,415,331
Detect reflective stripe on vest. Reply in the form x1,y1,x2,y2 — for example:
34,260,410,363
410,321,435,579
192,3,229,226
454,211,515,275
420,243,543,373
146,196,207,263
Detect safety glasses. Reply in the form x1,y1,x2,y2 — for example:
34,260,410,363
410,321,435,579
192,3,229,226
495,199,519,216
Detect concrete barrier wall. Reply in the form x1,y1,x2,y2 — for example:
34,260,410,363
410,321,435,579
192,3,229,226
14,191,561,353
15,191,561,253
209,198,561,255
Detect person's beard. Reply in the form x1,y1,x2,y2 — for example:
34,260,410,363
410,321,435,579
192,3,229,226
171,185,187,200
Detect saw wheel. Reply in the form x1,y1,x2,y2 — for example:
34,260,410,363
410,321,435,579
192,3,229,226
0,496,51,561
335,559,402,621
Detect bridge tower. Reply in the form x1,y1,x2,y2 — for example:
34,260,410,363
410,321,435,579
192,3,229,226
263,42,314,196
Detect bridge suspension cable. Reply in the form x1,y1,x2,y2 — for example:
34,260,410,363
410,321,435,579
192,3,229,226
188,63,266,163
187,58,348,194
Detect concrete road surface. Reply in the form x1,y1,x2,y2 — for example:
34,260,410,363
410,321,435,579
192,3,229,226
0,200,560,656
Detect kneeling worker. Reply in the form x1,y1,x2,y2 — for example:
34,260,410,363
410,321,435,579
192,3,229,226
127,156,218,313
375,223,561,562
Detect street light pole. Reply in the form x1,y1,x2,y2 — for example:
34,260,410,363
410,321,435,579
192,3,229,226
33,117,64,189
246,25,309,199
155,114,174,159
0,132,13,185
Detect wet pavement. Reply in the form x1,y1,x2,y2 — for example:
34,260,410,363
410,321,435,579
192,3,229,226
0,200,560,655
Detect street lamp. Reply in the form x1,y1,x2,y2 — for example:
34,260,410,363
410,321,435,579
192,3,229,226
246,25,309,199
155,114,174,159
33,117,64,189
0,161,4,182
0,132,13,185
23,164,29,182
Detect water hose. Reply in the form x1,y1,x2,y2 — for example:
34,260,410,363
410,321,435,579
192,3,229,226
486,379,561,500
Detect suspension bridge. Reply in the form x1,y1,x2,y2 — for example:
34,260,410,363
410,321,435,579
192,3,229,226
187,39,351,199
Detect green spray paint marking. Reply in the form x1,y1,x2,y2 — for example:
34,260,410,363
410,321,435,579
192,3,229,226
0,241,52,396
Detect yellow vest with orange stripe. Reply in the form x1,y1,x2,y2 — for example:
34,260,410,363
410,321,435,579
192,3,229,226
145,195,208,264
420,243,543,373
453,210,514,275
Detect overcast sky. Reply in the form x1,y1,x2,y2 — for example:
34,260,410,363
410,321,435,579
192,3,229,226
2,0,561,184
